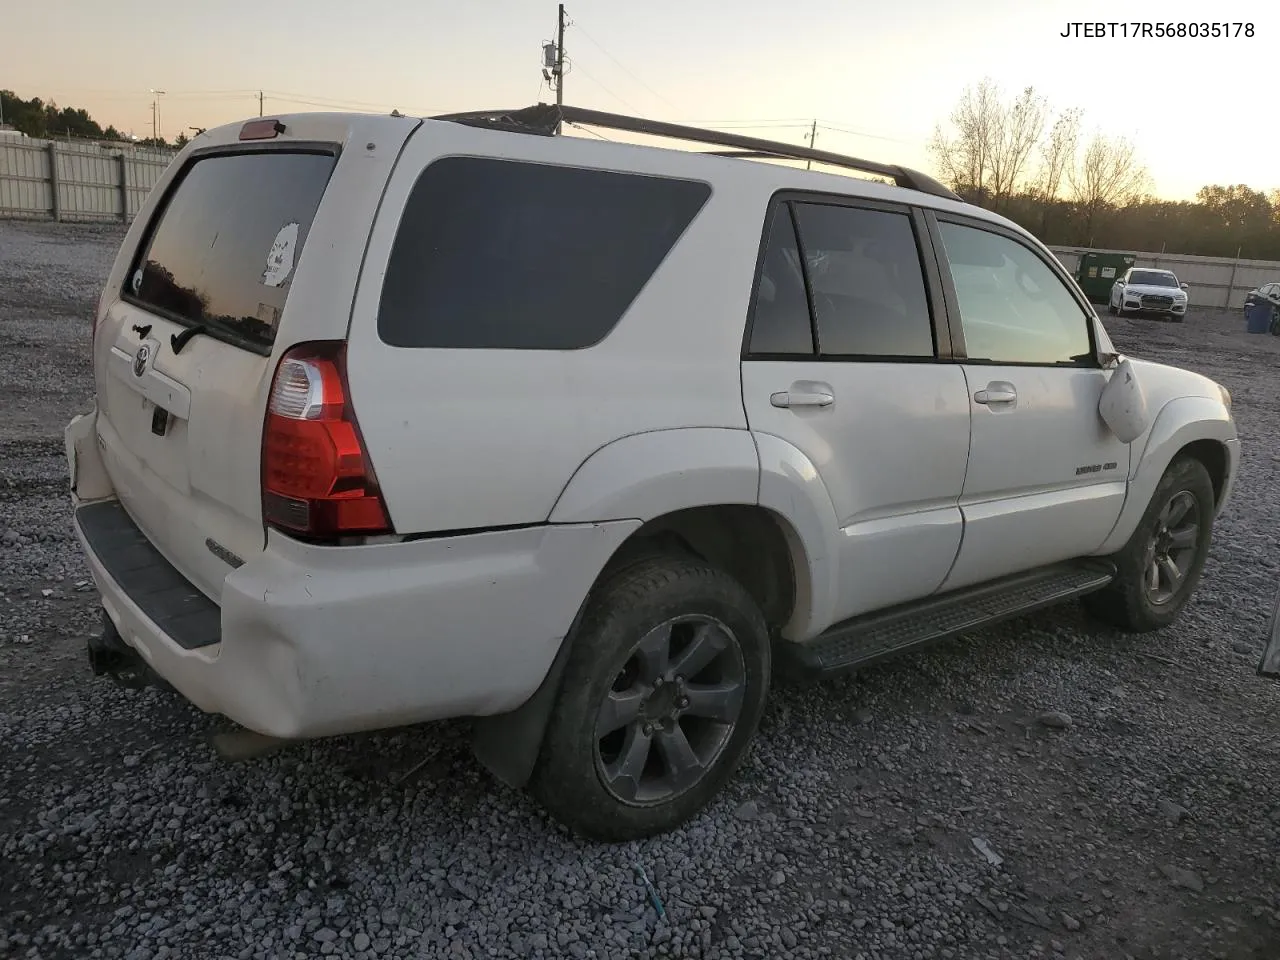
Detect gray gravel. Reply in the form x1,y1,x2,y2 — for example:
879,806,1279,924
4,218,1280,960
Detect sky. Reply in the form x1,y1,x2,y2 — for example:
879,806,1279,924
5,0,1276,201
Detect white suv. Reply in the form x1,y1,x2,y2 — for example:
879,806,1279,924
66,105,1240,841
1109,267,1190,321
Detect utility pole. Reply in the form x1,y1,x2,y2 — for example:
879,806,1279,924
806,120,816,170
149,89,165,143
555,4,567,133
259,91,264,117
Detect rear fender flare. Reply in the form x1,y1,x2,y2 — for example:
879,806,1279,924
471,429,840,788
546,428,760,525
549,427,838,639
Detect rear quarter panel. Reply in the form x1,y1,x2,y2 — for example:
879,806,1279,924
345,122,765,535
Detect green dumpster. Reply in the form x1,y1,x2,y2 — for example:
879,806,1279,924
1075,252,1137,304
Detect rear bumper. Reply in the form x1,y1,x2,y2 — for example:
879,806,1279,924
69,412,639,739
76,503,637,738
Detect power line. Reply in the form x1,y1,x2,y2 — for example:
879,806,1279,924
262,89,415,111
815,121,921,147
700,122,813,131
567,18,681,113
567,58,645,116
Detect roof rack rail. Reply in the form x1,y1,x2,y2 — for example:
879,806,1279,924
429,103,963,203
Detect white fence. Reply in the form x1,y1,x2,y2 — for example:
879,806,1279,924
0,135,177,223
1049,245,1277,311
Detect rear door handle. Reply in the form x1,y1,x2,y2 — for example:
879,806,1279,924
771,390,834,408
974,383,1017,405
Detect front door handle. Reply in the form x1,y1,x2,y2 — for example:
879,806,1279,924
771,390,834,408
974,382,1017,405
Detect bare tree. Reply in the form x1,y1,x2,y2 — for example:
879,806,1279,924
1035,108,1082,202
928,78,1002,206
1068,133,1150,244
929,79,1048,211
987,87,1048,211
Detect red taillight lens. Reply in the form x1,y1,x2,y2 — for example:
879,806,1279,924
261,342,393,539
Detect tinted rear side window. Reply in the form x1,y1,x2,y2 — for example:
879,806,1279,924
126,150,336,351
377,157,711,350
791,202,935,358
748,205,815,355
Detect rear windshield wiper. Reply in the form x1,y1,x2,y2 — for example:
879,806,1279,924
170,324,209,354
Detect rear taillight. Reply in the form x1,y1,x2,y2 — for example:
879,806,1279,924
261,341,393,539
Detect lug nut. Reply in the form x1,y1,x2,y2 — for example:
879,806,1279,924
642,722,654,736
654,678,664,688
677,696,690,709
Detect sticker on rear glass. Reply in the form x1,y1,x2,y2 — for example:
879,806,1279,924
262,222,299,288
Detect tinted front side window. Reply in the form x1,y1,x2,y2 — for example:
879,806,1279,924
748,206,814,355
791,203,934,358
378,158,711,350
938,221,1091,365
127,151,336,350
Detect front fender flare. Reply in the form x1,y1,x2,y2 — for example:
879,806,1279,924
1096,395,1235,555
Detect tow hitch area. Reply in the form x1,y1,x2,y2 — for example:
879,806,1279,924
88,612,154,689
1258,583,1280,677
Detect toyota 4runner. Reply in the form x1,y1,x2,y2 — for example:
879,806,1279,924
66,105,1240,841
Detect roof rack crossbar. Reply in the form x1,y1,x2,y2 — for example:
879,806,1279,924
429,104,962,202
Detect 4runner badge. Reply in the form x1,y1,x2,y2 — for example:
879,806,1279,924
133,343,150,378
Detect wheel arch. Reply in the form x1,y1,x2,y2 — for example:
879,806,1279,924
474,430,838,790
1096,396,1235,555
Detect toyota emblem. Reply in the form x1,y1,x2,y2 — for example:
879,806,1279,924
133,344,150,378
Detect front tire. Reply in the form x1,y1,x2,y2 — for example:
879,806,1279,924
530,556,771,841
1084,456,1215,632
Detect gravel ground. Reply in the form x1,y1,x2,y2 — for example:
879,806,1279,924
3,218,1280,960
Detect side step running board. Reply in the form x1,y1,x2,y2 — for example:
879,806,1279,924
788,560,1116,674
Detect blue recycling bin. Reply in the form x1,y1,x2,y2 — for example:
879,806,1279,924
1246,301,1276,334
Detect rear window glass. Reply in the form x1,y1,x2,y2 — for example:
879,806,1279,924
125,150,336,350
376,157,711,350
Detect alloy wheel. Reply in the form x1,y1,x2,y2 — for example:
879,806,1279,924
593,615,746,806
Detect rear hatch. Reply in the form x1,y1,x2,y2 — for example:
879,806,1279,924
92,114,419,603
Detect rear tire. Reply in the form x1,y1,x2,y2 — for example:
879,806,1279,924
530,556,771,841
1083,456,1215,632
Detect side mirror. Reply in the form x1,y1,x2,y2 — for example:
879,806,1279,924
1098,357,1149,443
1181,283,1189,290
